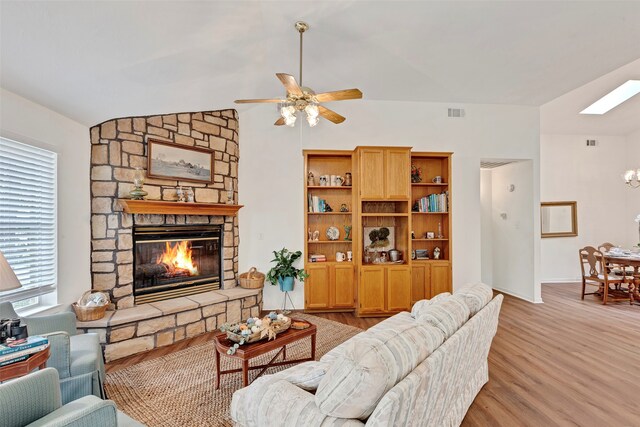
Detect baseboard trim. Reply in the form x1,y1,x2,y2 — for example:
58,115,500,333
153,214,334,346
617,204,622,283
492,286,541,304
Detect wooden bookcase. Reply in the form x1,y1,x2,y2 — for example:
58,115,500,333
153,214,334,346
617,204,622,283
303,148,453,316
409,152,453,306
303,151,356,311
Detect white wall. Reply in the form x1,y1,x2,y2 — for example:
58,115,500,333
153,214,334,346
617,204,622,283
239,100,542,308
0,88,90,306
480,169,493,284
625,129,640,247
488,161,537,302
540,134,629,282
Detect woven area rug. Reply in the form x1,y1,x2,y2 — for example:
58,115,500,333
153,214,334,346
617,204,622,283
105,314,362,426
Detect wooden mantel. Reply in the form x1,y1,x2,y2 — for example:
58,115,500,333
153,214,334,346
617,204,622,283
118,199,243,216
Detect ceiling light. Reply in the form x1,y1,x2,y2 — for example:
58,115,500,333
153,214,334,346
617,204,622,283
580,80,640,115
307,115,319,127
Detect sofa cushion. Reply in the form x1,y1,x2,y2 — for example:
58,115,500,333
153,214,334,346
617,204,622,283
410,292,452,318
415,294,470,339
454,283,494,316
315,322,445,419
273,361,329,391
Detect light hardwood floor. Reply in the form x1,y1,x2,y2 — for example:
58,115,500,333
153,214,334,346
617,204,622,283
106,284,640,426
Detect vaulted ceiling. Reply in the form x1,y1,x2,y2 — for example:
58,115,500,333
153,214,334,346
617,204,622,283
1,1,639,128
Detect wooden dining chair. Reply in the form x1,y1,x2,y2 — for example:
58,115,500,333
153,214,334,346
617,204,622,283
579,246,627,305
598,242,635,280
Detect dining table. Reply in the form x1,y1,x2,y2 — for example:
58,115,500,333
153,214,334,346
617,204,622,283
604,251,640,304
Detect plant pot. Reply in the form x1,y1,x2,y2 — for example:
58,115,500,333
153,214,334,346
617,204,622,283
278,276,295,292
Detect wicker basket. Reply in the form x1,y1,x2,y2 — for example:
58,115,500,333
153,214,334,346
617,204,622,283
72,291,110,321
226,318,291,344
239,267,265,289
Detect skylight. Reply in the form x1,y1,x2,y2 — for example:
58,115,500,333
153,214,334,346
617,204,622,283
580,80,640,115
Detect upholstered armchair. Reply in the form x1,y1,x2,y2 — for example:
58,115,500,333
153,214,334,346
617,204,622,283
0,367,144,427
0,302,105,404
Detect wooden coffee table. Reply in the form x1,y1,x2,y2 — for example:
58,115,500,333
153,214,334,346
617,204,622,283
213,321,317,389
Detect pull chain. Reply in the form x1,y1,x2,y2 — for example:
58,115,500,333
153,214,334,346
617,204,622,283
299,30,303,86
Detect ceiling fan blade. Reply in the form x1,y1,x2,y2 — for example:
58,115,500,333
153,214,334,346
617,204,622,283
235,98,283,104
314,89,363,102
318,105,346,124
276,73,304,96
274,117,285,126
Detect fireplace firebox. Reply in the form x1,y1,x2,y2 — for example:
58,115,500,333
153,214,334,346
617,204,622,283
133,225,222,304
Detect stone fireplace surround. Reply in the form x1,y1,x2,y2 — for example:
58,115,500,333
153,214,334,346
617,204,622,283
82,109,263,361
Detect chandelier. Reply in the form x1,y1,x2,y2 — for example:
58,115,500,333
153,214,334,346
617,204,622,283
624,169,640,188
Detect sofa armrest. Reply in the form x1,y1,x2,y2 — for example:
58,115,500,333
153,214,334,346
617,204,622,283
42,331,72,379
0,368,62,427
24,311,78,336
26,395,118,427
231,376,364,427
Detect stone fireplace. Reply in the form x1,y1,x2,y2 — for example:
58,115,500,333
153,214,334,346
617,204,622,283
133,224,222,304
88,110,240,309
80,110,263,362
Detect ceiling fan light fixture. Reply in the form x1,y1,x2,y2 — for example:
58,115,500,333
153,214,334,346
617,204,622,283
305,103,319,119
285,115,297,127
307,115,319,127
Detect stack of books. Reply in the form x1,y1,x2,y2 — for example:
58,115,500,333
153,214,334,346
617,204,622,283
0,336,49,366
309,254,327,263
308,195,328,213
416,192,449,213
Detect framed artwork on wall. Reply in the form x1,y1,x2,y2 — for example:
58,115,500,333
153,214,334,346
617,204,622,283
147,139,214,183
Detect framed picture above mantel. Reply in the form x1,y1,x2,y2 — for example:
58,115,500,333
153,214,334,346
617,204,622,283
147,139,214,183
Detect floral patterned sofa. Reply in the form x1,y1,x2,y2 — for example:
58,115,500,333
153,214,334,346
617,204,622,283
231,283,503,427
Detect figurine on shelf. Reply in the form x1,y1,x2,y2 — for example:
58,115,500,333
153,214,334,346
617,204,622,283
324,203,333,212
176,186,186,202
411,164,422,183
307,172,315,186
433,247,441,260
411,230,415,239
412,201,419,212
186,188,195,203
344,172,352,186
312,230,320,241
340,203,349,212
344,225,352,241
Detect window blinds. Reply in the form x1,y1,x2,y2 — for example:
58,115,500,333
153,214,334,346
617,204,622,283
0,137,57,302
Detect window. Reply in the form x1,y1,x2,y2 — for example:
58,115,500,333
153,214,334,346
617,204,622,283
0,137,57,304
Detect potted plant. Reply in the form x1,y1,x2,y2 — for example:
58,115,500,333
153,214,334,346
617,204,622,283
266,248,309,292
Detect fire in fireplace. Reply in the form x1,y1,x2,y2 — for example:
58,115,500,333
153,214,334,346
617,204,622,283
133,225,222,304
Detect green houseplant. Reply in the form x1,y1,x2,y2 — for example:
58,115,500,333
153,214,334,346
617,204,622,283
266,248,309,292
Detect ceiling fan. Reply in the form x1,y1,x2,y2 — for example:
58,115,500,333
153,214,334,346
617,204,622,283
235,21,363,127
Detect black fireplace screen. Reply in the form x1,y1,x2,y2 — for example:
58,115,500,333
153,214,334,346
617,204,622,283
133,225,222,304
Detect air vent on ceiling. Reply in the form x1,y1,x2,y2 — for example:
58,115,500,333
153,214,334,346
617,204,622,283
448,108,465,118
480,160,518,169
586,139,597,147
